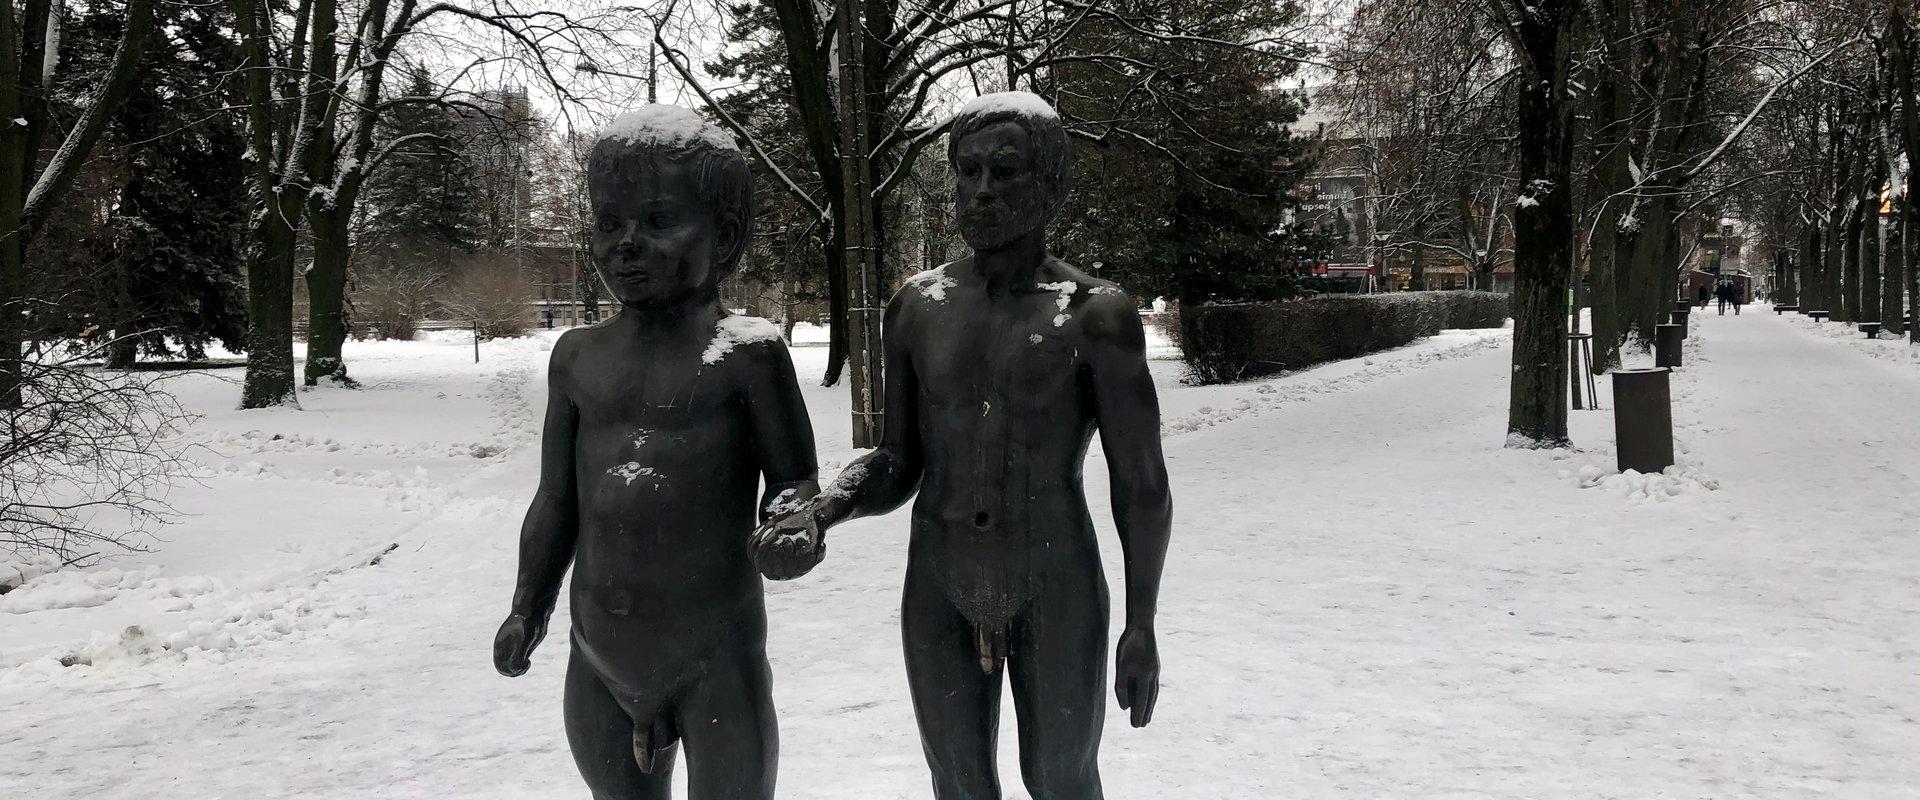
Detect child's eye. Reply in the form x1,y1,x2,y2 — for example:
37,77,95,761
960,164,979,178
992,165,1016,179
597,217,620,233
649,213,677,229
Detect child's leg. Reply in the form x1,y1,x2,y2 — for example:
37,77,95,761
566,646,677,800
676,649,778,800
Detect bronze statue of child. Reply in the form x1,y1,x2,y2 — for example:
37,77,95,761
493,105,818,800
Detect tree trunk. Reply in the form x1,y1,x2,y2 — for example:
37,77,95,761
837,0,883,446
1501,0,1577,448
1588,215,1622,372
1624,196,1672,348
1842,197,1865,323
1865,174,1885,325
0,0,156,407
0,3,24,409
304,204,355,386
240,195,303,407
109,251,137,368
1893,0,1920,341
1881,202,1901,333
1801,226,1821,314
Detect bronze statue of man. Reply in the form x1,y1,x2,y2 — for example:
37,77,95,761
752,91,1174,800
494,105,819,800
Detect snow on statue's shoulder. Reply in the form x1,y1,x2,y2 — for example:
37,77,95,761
905,265,958,302
703,315,782,365
599,105,738,153
958,90,1059,121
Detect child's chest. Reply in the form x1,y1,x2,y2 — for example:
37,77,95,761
565,347,744,453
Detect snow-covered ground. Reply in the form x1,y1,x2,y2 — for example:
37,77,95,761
4,309,1919,798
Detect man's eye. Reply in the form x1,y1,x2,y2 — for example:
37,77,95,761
597,217,620,233
960,165,980,178
649,213,676,228
992,165,1016,179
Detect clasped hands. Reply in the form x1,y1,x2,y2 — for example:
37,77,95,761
749,484,830,581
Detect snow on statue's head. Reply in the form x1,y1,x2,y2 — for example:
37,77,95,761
587,105,754,309
947,91,1072,252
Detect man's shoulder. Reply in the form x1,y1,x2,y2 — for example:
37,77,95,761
896,261,963,308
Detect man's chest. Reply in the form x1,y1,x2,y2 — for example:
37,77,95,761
913,297,1084,407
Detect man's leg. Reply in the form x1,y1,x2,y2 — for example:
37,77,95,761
676,650,778,800
565,646,677,800
902,570,1005,800
1008,568,1110,800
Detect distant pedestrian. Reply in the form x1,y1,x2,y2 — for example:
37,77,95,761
1696,285,1711,308
1732,286,1745,315
1714,281,1735,315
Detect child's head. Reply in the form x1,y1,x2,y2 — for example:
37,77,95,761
587,106,754,309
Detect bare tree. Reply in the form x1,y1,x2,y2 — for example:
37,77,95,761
228,0,632,403
2,339,196,563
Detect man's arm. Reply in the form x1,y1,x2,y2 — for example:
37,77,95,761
1083,291,1173,726
496,332,580,676
751,291,923,579
812,289,924,527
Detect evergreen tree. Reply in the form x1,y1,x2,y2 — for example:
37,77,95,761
104,2,249,364
28,0,247,365
1049,0,1314,304
358,66,484,278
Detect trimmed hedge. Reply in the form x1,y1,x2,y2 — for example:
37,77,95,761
1178,291,1509,384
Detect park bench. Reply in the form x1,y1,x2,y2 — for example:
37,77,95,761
1808,310,1830,322
1861,322,1882,339
1775,305,1798,314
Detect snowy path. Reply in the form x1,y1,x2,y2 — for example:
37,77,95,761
4,316,1919,798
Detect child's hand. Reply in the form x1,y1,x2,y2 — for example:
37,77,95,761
749,505,826,581
493,613,546,677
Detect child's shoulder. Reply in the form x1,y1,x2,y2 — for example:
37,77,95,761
701,313,788,369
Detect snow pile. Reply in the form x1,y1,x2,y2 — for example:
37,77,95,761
1541,447,1721,501
597,105,738,153
0,554,62,594
958,90,1060,121
1,566,176,613
905,265,957,302
702,314,783,365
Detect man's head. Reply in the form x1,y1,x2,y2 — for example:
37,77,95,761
947,91,1072,252
587,106,753,309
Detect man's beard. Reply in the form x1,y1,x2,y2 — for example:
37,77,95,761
958,203,1046,252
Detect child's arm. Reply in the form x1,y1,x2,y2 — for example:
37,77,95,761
495,333,581,677
743,335,821,520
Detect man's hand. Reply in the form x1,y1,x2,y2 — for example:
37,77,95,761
749,503,826,581
1114,627,1160,727
493,613,546,677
